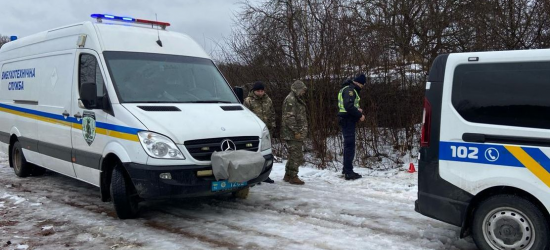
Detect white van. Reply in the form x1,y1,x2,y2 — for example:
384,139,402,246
416,51,550,249
0,14,273,219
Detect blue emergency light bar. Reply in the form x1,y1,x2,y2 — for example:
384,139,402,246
90,14,170,29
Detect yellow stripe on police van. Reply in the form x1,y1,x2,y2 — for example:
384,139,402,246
72,124,139,142
505,145,550,188
0,106,138,142
105,130,139,142
0,107,73,127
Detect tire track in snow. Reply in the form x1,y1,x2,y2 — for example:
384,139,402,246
213,200,438,241
0,172,221,249
150,207,331,250
0,189,145,250
154,198,467,250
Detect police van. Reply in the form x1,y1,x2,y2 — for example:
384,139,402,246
0,14,273,219
416,51,550,249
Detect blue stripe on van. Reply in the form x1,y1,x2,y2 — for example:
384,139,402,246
0,103,68,121
95,121,141,134
0,103,141,135
439,141,524,167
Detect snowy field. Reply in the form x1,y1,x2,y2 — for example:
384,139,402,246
0,152,476,250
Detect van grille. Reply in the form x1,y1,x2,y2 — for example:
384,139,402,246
184,136,260,161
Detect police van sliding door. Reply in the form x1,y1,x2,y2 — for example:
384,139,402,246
70,51,107,186
32,52,76,177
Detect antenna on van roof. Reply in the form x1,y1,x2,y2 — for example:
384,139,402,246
155,13,163,47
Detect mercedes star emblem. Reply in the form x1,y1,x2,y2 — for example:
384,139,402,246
220,139,237,151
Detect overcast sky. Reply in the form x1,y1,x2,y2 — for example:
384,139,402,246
0,0,253,57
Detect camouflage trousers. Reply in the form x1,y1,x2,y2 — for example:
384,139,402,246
285,140,304,177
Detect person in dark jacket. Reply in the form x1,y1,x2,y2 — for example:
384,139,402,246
337,74,366,180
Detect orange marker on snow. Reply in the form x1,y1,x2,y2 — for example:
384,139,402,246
408,163,416,173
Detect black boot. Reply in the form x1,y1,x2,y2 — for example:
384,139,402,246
263,177,275,184
345,172,362,180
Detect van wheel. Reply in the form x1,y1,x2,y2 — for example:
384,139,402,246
472,195,549,250
111,164,139,219
232,187,250,199
11,141,32,177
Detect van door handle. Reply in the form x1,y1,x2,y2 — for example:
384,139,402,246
62,111,70,117
74,113,82,119
462,133,486,143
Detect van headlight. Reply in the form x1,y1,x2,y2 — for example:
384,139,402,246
260,126,271,151
138,131,185,159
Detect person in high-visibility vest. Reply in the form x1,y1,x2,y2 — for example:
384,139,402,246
337,74,366,180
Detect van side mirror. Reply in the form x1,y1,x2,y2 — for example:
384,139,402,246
80,82,100,109
233,86,244,104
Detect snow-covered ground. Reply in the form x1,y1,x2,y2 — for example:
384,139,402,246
0,152,476,250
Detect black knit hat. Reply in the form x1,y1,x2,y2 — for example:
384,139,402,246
252,81,265,91
354,74,366,85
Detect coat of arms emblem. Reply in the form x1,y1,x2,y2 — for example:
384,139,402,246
82,111,96,146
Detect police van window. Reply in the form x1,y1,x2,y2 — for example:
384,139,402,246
452,62,550,129
79,54,105,97
102,52,238,104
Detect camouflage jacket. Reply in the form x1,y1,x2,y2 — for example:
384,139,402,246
281,81,308,141
244,91,276,131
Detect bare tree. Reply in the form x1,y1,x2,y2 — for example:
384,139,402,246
0,35,10,49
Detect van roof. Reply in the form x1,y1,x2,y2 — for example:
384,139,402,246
0,21,210,60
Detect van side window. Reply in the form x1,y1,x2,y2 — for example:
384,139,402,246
79,54,105,97
452,62,550,129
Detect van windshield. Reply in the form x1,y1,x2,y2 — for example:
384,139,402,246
103,52,238,103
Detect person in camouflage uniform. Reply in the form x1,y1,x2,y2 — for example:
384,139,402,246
244,81,276,183
244,81,276,131
281,80,308,185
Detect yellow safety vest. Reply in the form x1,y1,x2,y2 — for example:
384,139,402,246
338,86,360,113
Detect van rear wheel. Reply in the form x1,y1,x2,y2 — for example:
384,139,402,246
11,141,32,177
472,195,549,250
111,164,139,219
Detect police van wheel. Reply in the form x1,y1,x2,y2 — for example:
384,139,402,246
11,141,32,178
111,164,139,219
232,187,250,199
472,195,549,250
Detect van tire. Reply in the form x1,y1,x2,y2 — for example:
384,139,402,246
11,141,32,177
472,195,549,250
111,164,139,219
232,187,250,199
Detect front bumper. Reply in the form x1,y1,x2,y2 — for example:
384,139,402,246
124,154,273,199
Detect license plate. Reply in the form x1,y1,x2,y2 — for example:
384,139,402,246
211,180,247,192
